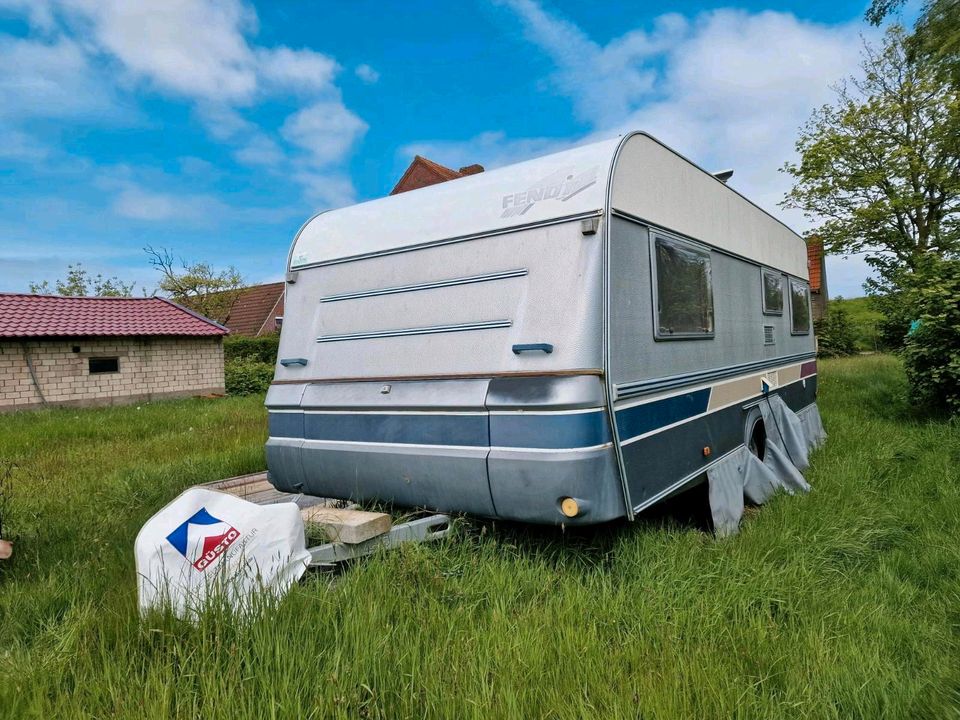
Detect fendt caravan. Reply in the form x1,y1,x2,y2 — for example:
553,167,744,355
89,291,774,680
266,132,825,533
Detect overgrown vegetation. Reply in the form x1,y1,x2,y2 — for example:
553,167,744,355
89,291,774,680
814,303,857,357
901,257,960,414
225,357,276,396
1,356,958,718
828,296,884,351
223,334,280,364
223,334,279,395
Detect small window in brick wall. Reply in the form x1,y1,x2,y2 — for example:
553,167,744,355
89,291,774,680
89,356,119,374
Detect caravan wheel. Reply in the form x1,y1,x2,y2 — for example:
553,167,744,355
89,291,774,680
745,408,767,462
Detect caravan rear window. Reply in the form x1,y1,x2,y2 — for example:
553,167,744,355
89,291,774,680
790,280,811,334
653,235,714,338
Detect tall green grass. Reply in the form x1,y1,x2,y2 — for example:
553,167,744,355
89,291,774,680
1,356,958,718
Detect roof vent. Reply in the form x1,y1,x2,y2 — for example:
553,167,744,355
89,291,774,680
713,169,734,183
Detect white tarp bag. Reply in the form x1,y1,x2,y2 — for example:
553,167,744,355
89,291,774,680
135,487,311,618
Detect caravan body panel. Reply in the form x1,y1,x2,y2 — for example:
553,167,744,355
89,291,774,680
267,132,819,525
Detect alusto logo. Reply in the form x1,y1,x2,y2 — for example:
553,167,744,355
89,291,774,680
166,507,241,572
501,165,599,218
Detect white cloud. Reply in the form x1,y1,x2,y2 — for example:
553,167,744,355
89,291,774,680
1,0,367,209
233,134,286,167
258,46,339,93
112,186,224,222
0,36,119,119
494,0,686,125
355,63,380,84
476,2,880,293
63,0,259,103
281,101,368,166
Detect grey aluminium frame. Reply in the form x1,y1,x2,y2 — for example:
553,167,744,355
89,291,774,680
761,268,785,315
789,278,812,335
648,230,716,341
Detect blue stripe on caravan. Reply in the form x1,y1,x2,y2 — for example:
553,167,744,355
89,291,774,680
303,413,489,447
615,388,711,442
269,412,303,439
268,410,613,449
490,410,611,449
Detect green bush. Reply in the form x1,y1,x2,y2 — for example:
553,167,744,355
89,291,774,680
224,358,274,396
815,304,858,358
902,258,960,415
223,334,279,363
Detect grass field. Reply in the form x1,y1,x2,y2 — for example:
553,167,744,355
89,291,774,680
1,355,958,719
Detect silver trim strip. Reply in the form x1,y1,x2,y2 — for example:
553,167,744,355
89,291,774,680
291,210,602,270
317,319,511,343
614,351,815,401
490,442,614,453
320,268,528,303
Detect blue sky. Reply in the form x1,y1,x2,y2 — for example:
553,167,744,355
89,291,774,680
0,0,910,296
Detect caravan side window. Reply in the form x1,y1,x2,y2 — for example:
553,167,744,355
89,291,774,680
761,270,784,315
790,280,811,334
653,235,714,338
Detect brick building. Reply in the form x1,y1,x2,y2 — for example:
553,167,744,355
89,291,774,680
0,294,227,412
807,237,828,321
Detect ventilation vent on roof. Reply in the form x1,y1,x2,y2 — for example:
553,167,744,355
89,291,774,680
764,325,775,345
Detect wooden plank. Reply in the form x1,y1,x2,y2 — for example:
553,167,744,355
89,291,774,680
205,472,268,491
301,507,391,544
223,480,275,498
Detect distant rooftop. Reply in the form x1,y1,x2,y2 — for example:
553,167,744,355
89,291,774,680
0,294,229,338
390,155,484,195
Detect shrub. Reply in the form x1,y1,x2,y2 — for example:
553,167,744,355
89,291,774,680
224,358,274,396
902,258,960,415
224,334,279,363
815,304,858,358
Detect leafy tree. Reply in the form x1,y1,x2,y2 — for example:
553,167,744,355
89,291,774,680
145,246,244,323
867,0,960,82
814,304,858,357
900,255,960,414
29,264,135,297
781,25,960,281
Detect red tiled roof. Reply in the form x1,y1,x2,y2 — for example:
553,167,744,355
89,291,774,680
0,294,228,338
390,156,484,195
224,282,285,337
807,237,824,293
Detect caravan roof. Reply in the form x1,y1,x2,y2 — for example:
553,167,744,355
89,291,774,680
290,132,807,278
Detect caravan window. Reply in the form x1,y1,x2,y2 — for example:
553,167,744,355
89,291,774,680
790,280,811,334
762,270,784,315
653,235,714,338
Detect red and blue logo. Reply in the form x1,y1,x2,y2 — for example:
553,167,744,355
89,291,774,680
166,507,241,572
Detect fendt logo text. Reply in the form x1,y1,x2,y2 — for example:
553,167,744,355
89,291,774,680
165,507,241,572
501,165,599,218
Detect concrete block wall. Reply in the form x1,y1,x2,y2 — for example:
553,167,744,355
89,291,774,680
0,336,224,412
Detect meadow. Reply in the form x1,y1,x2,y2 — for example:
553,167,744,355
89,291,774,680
0,355,958,719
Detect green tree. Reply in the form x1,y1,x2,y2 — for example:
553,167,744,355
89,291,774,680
145,246,244,323
900,255,960,414
29,263,135,297
867,0,960,82
781,25,960,281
